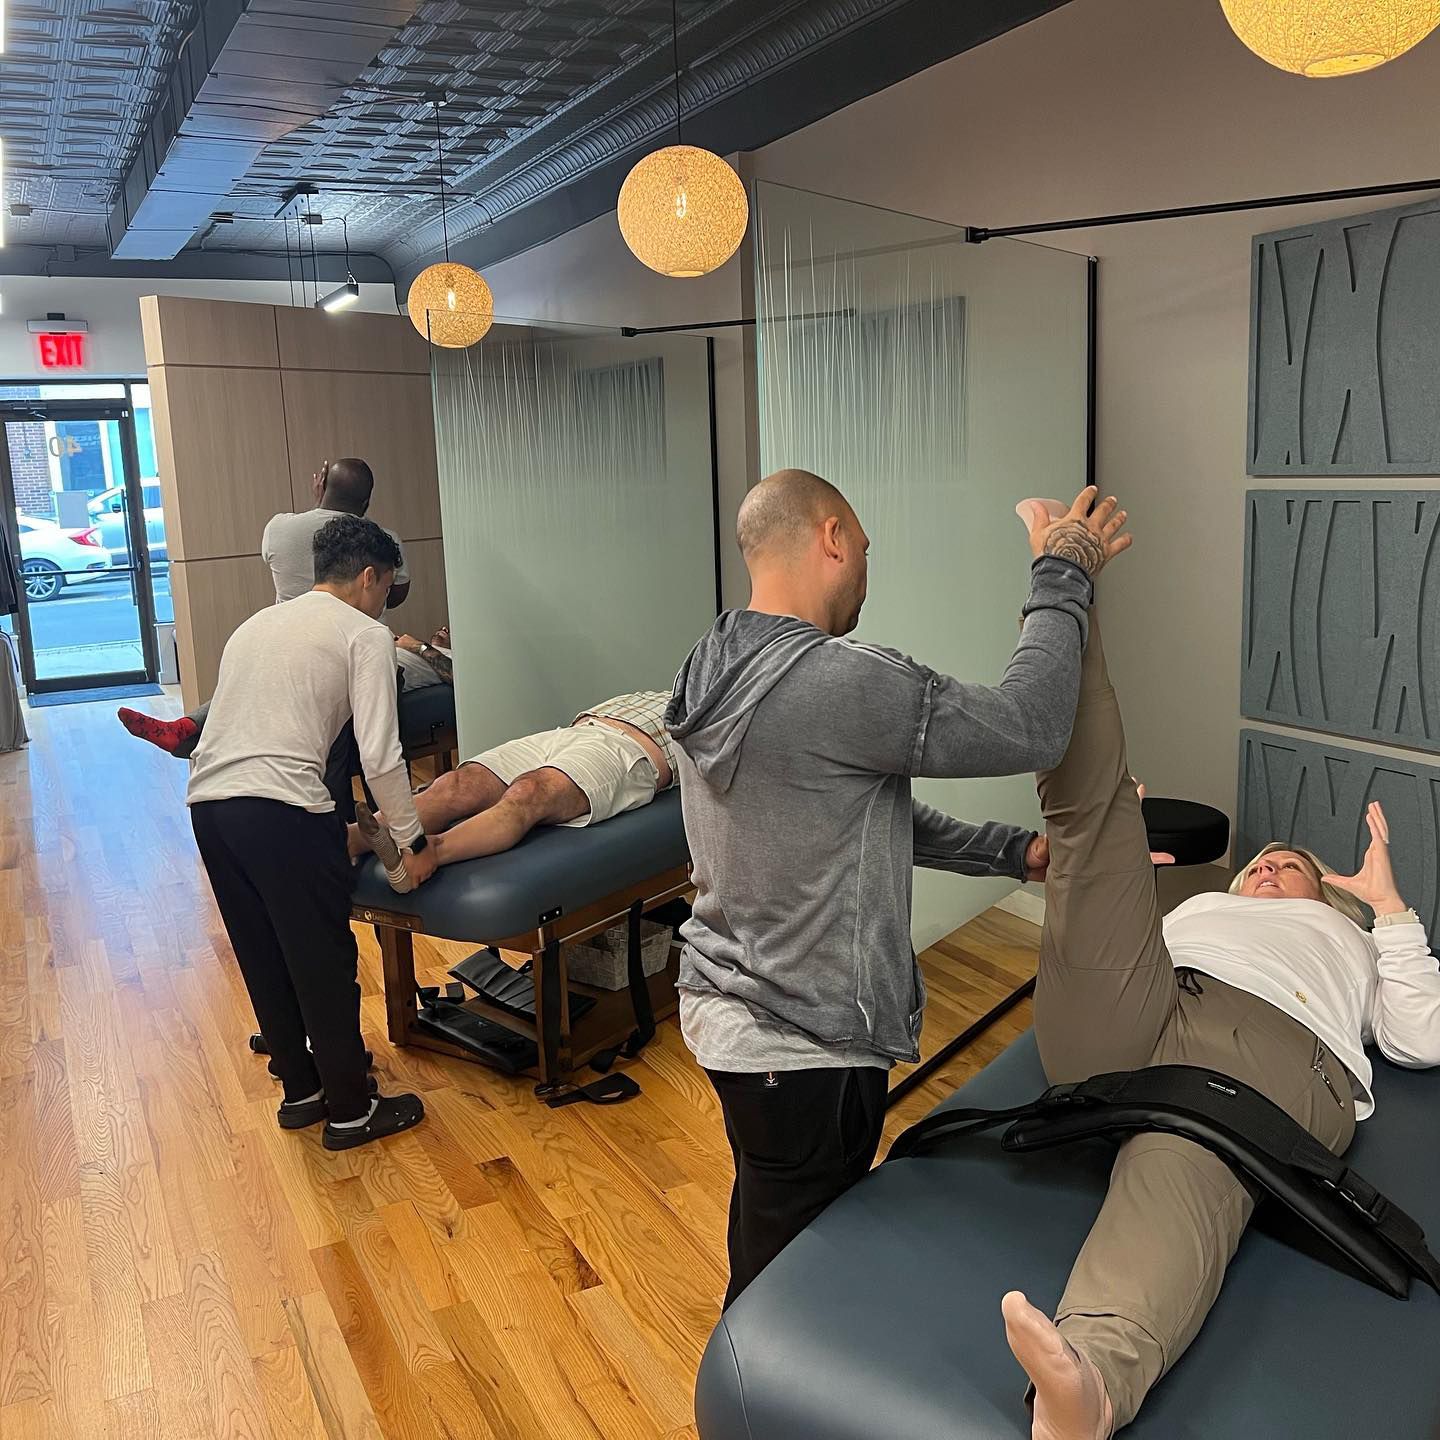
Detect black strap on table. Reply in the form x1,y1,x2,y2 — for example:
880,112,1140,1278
887,1063,1440,1300
591,900,658,1075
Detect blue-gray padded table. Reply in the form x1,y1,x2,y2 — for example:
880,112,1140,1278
351,788,691,1085
696,1028,1440,1439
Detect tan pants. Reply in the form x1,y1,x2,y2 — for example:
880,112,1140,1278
1034,617,1356,1432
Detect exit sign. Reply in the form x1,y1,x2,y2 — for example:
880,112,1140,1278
37,333,86,369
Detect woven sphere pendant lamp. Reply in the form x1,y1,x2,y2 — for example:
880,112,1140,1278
406,99,493,347
618,0,749,277
407,262,494,348
1219,0,1440,76
618,144,749,277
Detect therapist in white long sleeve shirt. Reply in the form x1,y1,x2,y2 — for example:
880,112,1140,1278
188,514,435,1151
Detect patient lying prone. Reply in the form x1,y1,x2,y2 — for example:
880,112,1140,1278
351,689,676,892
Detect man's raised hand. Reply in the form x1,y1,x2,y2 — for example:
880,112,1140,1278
1020,487,1132,578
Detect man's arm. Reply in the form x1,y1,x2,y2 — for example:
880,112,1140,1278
385,528,410,609
395,634,453,685
349,629,423,845
913,801,1035,879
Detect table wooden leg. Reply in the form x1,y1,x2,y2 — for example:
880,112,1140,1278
377,926,418,1046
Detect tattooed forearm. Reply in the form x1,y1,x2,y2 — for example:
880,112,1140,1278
423,648,454,684
1042,520,1106,576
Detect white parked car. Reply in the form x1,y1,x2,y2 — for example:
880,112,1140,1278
16,514,114,602
88,479,168,565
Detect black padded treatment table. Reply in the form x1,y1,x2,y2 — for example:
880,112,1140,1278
351,788,691,1089
695,1029,1440,1439
397,683,459,776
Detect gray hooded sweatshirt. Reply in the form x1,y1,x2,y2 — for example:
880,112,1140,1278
665,555,1092,1068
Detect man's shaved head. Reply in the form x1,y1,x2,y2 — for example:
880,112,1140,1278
736,469,852,561
738,468,870,637
321,458,375,515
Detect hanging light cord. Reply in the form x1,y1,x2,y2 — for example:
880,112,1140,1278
342,215,352,279
670,0,683,145
434,98,451,263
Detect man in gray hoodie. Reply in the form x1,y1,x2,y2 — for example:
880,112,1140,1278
665,469,1130,1305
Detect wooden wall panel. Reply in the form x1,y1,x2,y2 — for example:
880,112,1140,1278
139,296,279,369
274,307,429,375
279,370,440,541
170,555,274,708
387,537,448,646
155,366,292,562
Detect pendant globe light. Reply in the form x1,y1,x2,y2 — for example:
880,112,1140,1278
617,0,748,277
407,100,494,347
1219,0,1440,76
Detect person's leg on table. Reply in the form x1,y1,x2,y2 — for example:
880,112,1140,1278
431,766,589,864
191,800,322,1105
1046,980,1356,1434
706,1066,887,1307
346,761,506,862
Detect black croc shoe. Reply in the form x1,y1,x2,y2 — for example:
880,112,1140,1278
277,1075,378,1131
322,1093,425,1151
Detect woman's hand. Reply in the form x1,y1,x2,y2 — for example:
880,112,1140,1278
1328,802,1407,916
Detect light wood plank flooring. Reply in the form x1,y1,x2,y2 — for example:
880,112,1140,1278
0,692,1037,1439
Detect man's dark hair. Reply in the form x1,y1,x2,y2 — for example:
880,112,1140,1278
321,457,375,515
312,514,402,586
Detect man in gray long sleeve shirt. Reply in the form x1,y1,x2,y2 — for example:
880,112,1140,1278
665,470,1130,1305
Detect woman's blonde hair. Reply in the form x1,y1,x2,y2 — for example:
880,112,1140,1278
1228,841,1369,928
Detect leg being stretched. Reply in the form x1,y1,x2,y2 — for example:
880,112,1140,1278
1031,605,1178,1083
347,761,507,871
431,767,588,865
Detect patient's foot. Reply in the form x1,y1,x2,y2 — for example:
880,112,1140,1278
1015,497,1068,530
1002,1292,1113,1440
118,707,198,757
354,802,414,894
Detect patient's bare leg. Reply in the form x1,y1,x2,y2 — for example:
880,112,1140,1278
346,762,507,861
1003,1292,1113,1440
431,767,589,864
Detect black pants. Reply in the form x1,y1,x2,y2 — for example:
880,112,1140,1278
191,797,370,1121
707,1065,888,1307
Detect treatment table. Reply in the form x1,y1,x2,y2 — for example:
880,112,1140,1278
397,682,459,776
351,788,691,1089
695,1029,1440,1438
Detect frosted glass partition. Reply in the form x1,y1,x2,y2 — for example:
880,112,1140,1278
755,182,1090,949
433,318,717,755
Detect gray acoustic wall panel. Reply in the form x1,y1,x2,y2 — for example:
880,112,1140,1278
1241,490,1440,751
1236,729,1439,936
1249,197,1440,475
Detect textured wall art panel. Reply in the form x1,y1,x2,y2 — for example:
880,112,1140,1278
1249,198,1440,475
1241,491,1440,751
1236,729,1439,935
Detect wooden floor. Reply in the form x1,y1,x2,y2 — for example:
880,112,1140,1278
0,692,1038,1440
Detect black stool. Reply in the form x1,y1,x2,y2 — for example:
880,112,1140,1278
1142,796,1229,866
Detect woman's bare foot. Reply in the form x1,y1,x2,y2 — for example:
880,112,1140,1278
1002,1292,1113,1440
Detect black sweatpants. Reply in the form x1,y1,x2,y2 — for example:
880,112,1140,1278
191,797,370,1121
706,1065,888,1307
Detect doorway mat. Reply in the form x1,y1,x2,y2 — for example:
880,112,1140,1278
26,682,162,708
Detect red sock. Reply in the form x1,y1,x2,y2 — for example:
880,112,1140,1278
117,707,198,755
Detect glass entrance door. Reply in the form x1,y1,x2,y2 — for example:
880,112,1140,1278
0,400,159,693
